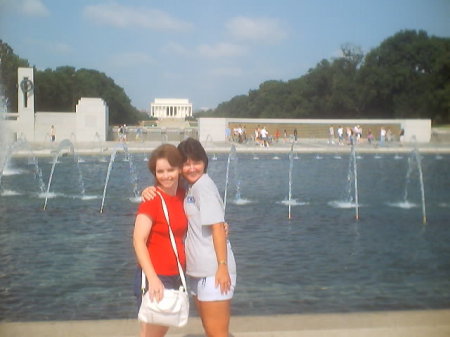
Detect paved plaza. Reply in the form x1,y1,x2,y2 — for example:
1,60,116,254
1,310,450,337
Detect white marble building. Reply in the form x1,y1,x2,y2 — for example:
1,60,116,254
150,98,192,119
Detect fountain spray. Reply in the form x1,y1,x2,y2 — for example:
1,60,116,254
351,143,359,221
43,139,77,210
288,143,294,219
223,145,236,212
414,149,427,225
100,143,139,213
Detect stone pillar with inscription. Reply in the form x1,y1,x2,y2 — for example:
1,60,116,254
17,67,35,141
75,97,109,141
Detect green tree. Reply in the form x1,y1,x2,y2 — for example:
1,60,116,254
1,40,146,124
359,30,450,122
0,40,30,112
35,67,144,123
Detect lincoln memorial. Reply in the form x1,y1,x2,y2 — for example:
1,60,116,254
150,98,193,119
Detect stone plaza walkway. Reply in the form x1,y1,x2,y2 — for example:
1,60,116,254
1,310,450,337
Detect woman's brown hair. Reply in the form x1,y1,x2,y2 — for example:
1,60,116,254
148,144,183,176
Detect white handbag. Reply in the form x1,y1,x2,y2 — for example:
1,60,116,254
138,191,189,327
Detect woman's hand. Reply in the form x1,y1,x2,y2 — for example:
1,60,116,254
215,264,231,294
211,222,231,294
141,186,157,201
147,274,165,302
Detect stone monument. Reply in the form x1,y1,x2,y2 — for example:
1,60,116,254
17,67,35,140
10,67,109,142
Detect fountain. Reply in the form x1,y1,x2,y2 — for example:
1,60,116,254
415,149,427,225
27,154,46,194
1,145,449,321
0,65,11,177
386,137,427,224
401,148,427,224
223,144,236,212
0,141,21,191
276,143,307,219
328,143,359,220
0,138,46,195
228,148,253,207
43,139,86,210
351,144,359,220
288,143,294,219
99,142,139,213
204,134,218,160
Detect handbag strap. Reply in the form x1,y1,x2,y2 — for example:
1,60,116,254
141,191,187,293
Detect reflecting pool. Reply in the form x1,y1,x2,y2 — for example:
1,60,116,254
0,149,449,321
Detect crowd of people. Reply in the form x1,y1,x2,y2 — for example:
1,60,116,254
228,123,404,147
227,125,299,147
329,125,403,146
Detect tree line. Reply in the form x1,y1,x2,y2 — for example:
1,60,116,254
0,40,146,124
198,30,449,125
2,30,449,125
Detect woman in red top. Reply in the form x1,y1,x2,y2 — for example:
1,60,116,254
133,144,188,337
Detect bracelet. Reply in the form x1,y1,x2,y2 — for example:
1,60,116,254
218,260,227,265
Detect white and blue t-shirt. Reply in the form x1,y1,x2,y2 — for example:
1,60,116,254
184,173,236,277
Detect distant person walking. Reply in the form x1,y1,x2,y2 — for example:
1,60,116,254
367,129,374,144
260,126,269,147
118,124,127,142
50,125,56,142
337,126,344,145
275,129,280,143
328,126,335,144
399,128,405,143
380,127,386,146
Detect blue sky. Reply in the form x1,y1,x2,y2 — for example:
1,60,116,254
1,0,449,112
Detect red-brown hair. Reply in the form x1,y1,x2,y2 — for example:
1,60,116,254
148,144,183,176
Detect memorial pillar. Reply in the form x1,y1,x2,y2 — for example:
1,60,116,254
17,67,35,141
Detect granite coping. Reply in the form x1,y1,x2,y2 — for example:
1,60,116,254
10,140,450,157
1,310,449,337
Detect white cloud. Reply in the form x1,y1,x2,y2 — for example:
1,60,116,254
226,16,287,44
83,3,192,32
162,41,245,59
197,42,246,59
108,52,154,67
22,0,48,16
1,0,49,16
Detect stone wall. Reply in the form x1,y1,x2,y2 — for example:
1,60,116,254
199,118,432,143
35,112,76,142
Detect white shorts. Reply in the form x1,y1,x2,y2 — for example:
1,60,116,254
188,274,236,302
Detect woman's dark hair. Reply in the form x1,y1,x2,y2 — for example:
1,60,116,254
177,137,208,172
148,144,183,176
